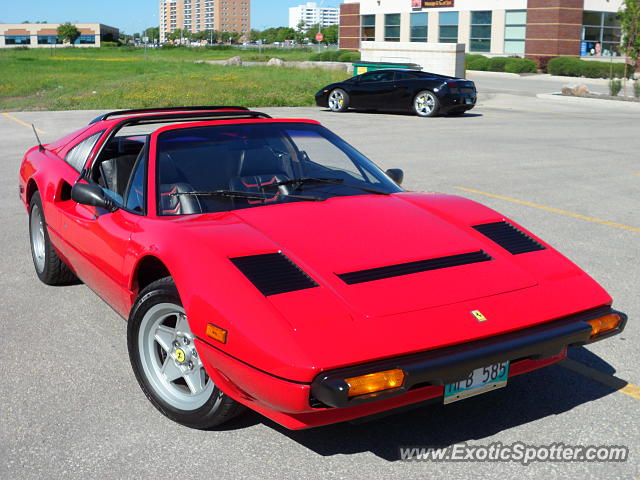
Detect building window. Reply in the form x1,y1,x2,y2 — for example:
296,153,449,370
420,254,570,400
361,14,375,41
470,11,492,52
74,35,96,45
5,35,31,45
410,12,428,42
37,35,62,45
384,14,401,42
582,11,622,56
504,10,526,55
439,11,458,43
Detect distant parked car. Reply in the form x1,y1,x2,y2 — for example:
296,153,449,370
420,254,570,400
316,68,477,117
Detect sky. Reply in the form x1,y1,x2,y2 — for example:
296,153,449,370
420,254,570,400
0,0,340,34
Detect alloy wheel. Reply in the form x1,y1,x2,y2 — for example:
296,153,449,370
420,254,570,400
138,303,214,411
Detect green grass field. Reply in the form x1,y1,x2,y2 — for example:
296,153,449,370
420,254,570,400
0,46,348,111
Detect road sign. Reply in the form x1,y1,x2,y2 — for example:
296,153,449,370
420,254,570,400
315,32,324,42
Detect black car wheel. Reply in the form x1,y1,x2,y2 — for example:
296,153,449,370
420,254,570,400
328,88,350,112
29,192,78,285
128,277,244,429
414,90,440,117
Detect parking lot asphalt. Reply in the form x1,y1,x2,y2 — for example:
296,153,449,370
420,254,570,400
1,93,638,480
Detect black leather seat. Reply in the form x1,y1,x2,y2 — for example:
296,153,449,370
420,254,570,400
228,142,292,204
159,183,202,215
99,154,138,201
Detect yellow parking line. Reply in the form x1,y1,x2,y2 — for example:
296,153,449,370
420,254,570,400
1,112,47,134
560,358,640,400
454,186,640,233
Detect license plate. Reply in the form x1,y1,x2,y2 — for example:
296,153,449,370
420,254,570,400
465,98,473,104
444,361,510,404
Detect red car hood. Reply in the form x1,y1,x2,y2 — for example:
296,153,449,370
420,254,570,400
232,194,538,318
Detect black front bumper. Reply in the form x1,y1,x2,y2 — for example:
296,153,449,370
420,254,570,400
311,307,626,408
315,92,329,107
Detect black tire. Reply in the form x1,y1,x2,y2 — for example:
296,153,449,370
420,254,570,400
413,90,440,117
127,277,244,429
29,191,78,285
328,88,350,112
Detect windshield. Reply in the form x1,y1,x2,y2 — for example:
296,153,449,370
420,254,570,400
156,122,402,215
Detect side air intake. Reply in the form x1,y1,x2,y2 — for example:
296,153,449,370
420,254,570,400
230,252,318,296
337,251,492,285
473,221,546,255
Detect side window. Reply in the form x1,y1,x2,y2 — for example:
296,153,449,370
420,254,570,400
124,153,146,213
64,131,104,172
359,72,378,84
360,71,395,83
395,71,417,81
377,71,395,82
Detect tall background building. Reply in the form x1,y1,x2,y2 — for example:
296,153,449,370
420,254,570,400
160,0,250,43
289,2,339,30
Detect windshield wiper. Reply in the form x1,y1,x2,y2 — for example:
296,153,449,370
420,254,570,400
169,190,323,202
276,177,389,195
275,177,344,187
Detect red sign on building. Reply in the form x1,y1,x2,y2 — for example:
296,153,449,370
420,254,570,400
414,0,455,8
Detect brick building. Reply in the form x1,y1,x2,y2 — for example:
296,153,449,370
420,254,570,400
340,0,625,63
0,23,119,48
160,0,250,43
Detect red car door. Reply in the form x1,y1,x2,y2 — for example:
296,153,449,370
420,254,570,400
50,131,141,317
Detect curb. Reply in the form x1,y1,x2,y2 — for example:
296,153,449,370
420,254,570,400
466,70,520,78
536,93,640,109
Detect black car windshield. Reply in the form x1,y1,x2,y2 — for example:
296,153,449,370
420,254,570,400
156,122,402,215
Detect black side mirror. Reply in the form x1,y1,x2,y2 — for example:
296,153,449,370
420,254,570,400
386,168,404,186
71,182,116,212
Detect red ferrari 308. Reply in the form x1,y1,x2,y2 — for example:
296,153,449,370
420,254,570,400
19,106,627,430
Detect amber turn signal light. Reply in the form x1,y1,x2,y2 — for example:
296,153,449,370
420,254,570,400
206,323,227,344
587,313,622,338
345,369,405,398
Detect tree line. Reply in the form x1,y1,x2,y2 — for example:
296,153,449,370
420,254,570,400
248,23,339,44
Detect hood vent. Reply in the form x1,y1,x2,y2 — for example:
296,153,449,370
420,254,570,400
230,252,318,296
337,250,492,285
473,221,546,255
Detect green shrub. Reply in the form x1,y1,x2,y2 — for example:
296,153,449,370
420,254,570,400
487,57,509,72
634,81,640,98
547,56,582,76
465,54,486,70
504,57,537,73
609,78,622,96
102,41,119,47
310,50,359,62
337,50,360,63
548,56,629,79
467,56,489,71
465,54,486,62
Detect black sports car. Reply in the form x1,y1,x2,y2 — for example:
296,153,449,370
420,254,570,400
315,68,477,117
